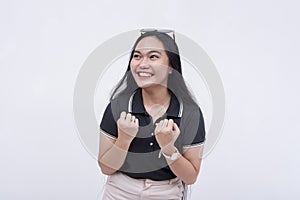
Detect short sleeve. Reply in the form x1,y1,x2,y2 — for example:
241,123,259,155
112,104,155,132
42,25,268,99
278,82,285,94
100,103,118,140
181,107,206,148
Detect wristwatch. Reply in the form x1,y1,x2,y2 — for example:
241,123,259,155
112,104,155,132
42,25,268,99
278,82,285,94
160,148,181,161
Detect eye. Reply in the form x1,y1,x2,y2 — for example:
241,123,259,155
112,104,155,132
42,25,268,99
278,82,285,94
150,54,159,60
133,53,141,60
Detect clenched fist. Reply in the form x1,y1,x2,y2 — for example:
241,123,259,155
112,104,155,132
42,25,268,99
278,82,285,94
117,112,139,143
154,119,180,149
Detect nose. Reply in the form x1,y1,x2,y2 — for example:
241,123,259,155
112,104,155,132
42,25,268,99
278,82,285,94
138,57,150,69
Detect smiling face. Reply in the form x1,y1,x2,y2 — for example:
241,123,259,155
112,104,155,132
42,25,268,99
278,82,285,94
130,36,172,89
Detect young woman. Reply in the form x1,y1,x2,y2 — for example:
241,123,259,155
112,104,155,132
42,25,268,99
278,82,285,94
98,29,206,200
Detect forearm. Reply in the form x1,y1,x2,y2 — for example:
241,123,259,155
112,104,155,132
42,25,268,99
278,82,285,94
99,139,130,175
163,146,201,185
168,156,201,185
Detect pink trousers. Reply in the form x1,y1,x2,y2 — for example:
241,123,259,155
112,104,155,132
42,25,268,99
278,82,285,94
101,172,184,200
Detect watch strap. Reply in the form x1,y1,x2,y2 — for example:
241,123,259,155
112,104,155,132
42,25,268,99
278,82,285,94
158,147,180,161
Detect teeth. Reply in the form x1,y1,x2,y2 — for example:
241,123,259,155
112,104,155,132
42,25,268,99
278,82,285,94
138,72,152,77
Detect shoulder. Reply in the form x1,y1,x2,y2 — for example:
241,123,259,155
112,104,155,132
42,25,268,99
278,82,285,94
180,103,205,136
181,102,203,120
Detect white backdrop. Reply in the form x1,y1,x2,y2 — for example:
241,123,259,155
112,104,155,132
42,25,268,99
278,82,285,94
1,0,299,199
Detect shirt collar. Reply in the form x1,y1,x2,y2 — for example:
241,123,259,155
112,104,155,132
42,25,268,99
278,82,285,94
128,88,183,118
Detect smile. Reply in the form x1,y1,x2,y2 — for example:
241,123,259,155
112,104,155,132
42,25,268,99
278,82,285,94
138,72,153,77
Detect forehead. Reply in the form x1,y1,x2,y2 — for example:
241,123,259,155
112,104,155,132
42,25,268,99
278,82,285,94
135,36,165,51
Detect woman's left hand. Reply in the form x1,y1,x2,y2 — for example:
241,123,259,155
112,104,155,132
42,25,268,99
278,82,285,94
154,119,180,149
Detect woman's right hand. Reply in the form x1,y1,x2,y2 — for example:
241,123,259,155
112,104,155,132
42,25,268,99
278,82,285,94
117,112,139,143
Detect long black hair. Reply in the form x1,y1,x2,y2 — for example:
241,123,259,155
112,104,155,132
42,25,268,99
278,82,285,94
110,30,198,106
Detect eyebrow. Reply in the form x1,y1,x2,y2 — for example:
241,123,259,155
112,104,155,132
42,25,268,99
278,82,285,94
133,50,162,55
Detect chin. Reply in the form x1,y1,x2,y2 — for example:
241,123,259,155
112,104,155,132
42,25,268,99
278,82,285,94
137,83,155,88
137,82,167,89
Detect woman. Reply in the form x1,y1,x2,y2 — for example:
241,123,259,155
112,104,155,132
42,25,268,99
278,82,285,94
98,29,206,200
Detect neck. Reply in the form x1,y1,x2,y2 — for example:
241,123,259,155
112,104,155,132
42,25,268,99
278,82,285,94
141,85,171,107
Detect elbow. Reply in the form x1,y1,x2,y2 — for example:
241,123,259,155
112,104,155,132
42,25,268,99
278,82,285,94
101,169,115,176
184,179,196,185
184,168,201,185
183,175,198,185
98,160,116,175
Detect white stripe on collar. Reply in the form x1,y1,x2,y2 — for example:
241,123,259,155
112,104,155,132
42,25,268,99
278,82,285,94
127,90,137,113
178,98,183,117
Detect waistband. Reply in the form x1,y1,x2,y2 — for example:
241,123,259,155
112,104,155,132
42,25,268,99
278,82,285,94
117,172,181,186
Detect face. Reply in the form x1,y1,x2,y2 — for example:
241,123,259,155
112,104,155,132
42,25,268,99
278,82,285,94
130,36,172,89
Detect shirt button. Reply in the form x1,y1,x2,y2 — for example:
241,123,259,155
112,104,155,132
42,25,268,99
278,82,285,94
151,132,154,136
149,142,153,146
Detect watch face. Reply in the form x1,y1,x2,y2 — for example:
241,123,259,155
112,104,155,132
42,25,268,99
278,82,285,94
171,154,177,160
170,150,179,160
162,148,179,160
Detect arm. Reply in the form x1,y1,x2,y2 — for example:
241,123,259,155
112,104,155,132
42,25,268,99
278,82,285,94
98,133,131,175
162,144,204,185
98,112,139,175
155,119,204,185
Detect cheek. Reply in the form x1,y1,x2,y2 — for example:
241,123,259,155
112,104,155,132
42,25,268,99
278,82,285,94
129,62,135,73
130,63,139,79
130,59,138,69
156,65,170,75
